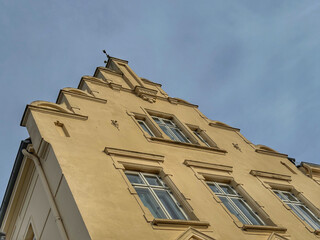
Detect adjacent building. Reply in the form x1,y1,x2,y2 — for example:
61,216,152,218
0,56,320,240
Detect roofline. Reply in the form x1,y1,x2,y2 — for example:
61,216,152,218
300,161,320,168
0,138,31,229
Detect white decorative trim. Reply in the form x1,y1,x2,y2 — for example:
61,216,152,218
184,160,232,173
208,121,240,131
58,89,107,103
21,105,88,126
250,170,291,182
104,147,164,162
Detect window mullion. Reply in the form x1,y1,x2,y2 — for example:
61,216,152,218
166,190,189,220
149,188,171,219
166,126,180,141
174,127,191,143
294,204,320,229
215,183,224,194
291,204,309,221
240,197,265,225
228,196,252,225
139,173,149,185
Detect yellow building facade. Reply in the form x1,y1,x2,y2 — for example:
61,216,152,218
1,56,320,240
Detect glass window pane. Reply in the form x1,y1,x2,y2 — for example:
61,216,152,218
296,205,320,229
152,117,161,124
135,188,167,219
208,183,220,193
194,131,210,146
138,121,154,136
274,191,286,201
144,175,162,186
159,125,176,141
154,190,187,220
170,128,189,143
283,192,298,202
163,119,175,126
126,173,144,184
288,203,307,219
231,198,264,225
193,131,201,138
219,185,237,195
218,196,249,225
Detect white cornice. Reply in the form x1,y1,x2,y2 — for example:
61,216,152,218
184,160,232,172
21,105,88,126
250,170,292,181
58,89,107,104
104,147,164,162
255,149,288,158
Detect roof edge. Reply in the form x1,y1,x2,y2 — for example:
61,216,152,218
0,138,31,229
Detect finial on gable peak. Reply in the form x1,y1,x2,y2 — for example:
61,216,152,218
102,50,111,59
102,50,111,66
102,50,130,66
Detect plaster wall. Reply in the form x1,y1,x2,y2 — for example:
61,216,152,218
6,58,320,240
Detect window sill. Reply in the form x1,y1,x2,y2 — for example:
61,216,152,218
152,218,210,228
242,225,287,233
149,137,227,154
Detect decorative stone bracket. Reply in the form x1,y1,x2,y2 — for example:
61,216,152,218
134,86,158,103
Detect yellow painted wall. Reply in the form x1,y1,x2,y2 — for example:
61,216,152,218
3,57,320,240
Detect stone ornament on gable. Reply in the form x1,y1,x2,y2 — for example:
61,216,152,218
232,143,242,152
134,86,157,103
111,120,119,130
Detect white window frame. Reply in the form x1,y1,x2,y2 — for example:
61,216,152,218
193,130,210,147
273,190,320,230
207,181,265,226
125,171,189,220
137,119,155,137
151,116,191,143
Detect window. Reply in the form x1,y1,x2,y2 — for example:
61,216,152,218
273,190,320,230
137,119,155,137
193,130,210,147
125,171,188,220
207,182,265,225
152,116,190,143
186,124,217,148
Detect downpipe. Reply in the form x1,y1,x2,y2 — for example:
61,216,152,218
22,149,69,240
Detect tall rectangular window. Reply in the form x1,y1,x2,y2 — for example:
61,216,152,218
152,116,190,143
273,190,320,230
207,182,265,225
125,171,188,220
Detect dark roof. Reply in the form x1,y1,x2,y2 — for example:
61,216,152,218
0,139,31,228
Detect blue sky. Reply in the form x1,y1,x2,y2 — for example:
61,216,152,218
1,0,320,200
